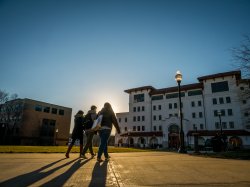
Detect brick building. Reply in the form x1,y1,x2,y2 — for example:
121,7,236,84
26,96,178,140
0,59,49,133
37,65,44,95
0,98,72,145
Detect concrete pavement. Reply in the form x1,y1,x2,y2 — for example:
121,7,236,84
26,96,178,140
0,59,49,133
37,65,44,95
0,152,250,187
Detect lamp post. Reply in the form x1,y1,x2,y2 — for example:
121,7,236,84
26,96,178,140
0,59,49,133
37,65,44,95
217,110,222,135
55,128,58,146
175,70,186,153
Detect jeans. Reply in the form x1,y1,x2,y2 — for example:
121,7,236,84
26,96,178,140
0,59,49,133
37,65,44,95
97,129,111,159
82,130,95,155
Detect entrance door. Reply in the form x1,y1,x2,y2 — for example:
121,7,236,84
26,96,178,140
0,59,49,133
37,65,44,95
168,124,180,149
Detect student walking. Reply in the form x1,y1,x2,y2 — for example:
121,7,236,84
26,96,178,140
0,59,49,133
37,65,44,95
97,102,120,162
65,110,85,158
81,105,97,159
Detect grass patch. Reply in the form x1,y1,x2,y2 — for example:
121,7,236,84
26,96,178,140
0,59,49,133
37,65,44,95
0,146,150,153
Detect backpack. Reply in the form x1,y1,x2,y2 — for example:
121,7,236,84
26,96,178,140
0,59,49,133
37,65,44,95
83,113,94,130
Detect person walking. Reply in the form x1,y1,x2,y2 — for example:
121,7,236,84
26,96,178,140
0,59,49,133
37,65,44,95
81,105,97,159
65,110,85,158
97,102,120,162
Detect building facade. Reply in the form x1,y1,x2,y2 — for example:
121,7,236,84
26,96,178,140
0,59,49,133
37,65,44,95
0,98,72,145
115,70,250,149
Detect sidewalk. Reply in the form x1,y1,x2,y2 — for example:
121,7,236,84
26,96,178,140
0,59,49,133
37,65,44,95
0,152,250,187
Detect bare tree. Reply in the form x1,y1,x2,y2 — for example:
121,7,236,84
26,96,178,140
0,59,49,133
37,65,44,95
232,35,250,78
0,90,9,104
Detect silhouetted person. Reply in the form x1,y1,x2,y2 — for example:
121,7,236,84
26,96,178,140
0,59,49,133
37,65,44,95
97,102,120,162
81,105,97,159
65,110,85,158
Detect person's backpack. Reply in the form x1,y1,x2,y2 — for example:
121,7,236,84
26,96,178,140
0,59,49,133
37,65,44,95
83,113,93,130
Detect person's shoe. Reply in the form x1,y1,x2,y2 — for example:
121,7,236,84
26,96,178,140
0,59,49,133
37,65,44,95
65,153,69,158
80,154,88,159
97,158,104,162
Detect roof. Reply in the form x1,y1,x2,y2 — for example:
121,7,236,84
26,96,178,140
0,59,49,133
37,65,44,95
120,131,163,137
149,83,203,95
197,70,241,82
187,130,250,136
124,86,155,94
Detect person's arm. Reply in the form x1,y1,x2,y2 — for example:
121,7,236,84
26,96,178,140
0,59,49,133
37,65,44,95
112,113,121,134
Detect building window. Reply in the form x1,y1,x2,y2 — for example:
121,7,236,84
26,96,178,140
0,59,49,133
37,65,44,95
166,92,185,99
43,107,50,113
142,126,145,131
193,124,196,130
125,127,127,131
192,113,196,118
213,98,217,105
152,95,163,100
229,122,234,129
222,122,227,129
174,103,177,109
153,115,156,121
226,97,231,103
153,106,156,110
137,116,140,121
188,90,202,96
211,81,229,93
59,109,64,115
158,105,161,110
169,114,173,117
191,101,195,107
153,126,157,131
243,100,247,104
133,126,136,131
159,115,162,120
200,124,204,130
240,87,244,90
142,106,145,111
219,97,224,104
133,116,136,122
159,125,162,131
119,118,121,123
215,122,220,129
199,112,203,118
125,117,127,122
35,105,42,112
214,110,218,117
228,109,233,116
244,112,249,117
52,108,57,114
137,126,140,131
134,94,145,103
137,106,140,112
221,109,225,116
169,103,172,109
198,101,202,106
174,113,178,117
133,107,136,112
142,116,145,121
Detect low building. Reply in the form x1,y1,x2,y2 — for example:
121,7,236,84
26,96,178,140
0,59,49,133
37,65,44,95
0,98,72,145
115,70,250,149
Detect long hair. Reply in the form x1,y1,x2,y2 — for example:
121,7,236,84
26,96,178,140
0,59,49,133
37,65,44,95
103,102,114,113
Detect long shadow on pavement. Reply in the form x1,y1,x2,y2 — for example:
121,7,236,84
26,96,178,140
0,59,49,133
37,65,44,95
0,157,78,187
88,161,108,187
41,158,91,187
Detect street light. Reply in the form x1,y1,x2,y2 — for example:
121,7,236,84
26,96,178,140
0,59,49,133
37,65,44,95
55,128,59,146
175,70,186,153
217,110,222,135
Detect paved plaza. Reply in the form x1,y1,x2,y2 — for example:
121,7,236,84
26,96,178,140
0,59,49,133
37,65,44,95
0,152,250,187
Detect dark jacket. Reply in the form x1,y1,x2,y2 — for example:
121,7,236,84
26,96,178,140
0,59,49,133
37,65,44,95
84,110,97,130
99,108,120,133
72,114,85,136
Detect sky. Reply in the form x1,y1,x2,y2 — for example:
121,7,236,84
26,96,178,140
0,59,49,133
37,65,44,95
1,0,250,131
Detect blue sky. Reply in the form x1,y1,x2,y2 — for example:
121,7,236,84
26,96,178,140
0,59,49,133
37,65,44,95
1,0,250,130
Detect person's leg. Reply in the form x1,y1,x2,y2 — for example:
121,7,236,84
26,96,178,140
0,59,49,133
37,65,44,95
82,132,90,155
97,130,105,160
65,138,76,158
88,132,95,155
79,134,84,157
104,130,111,159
